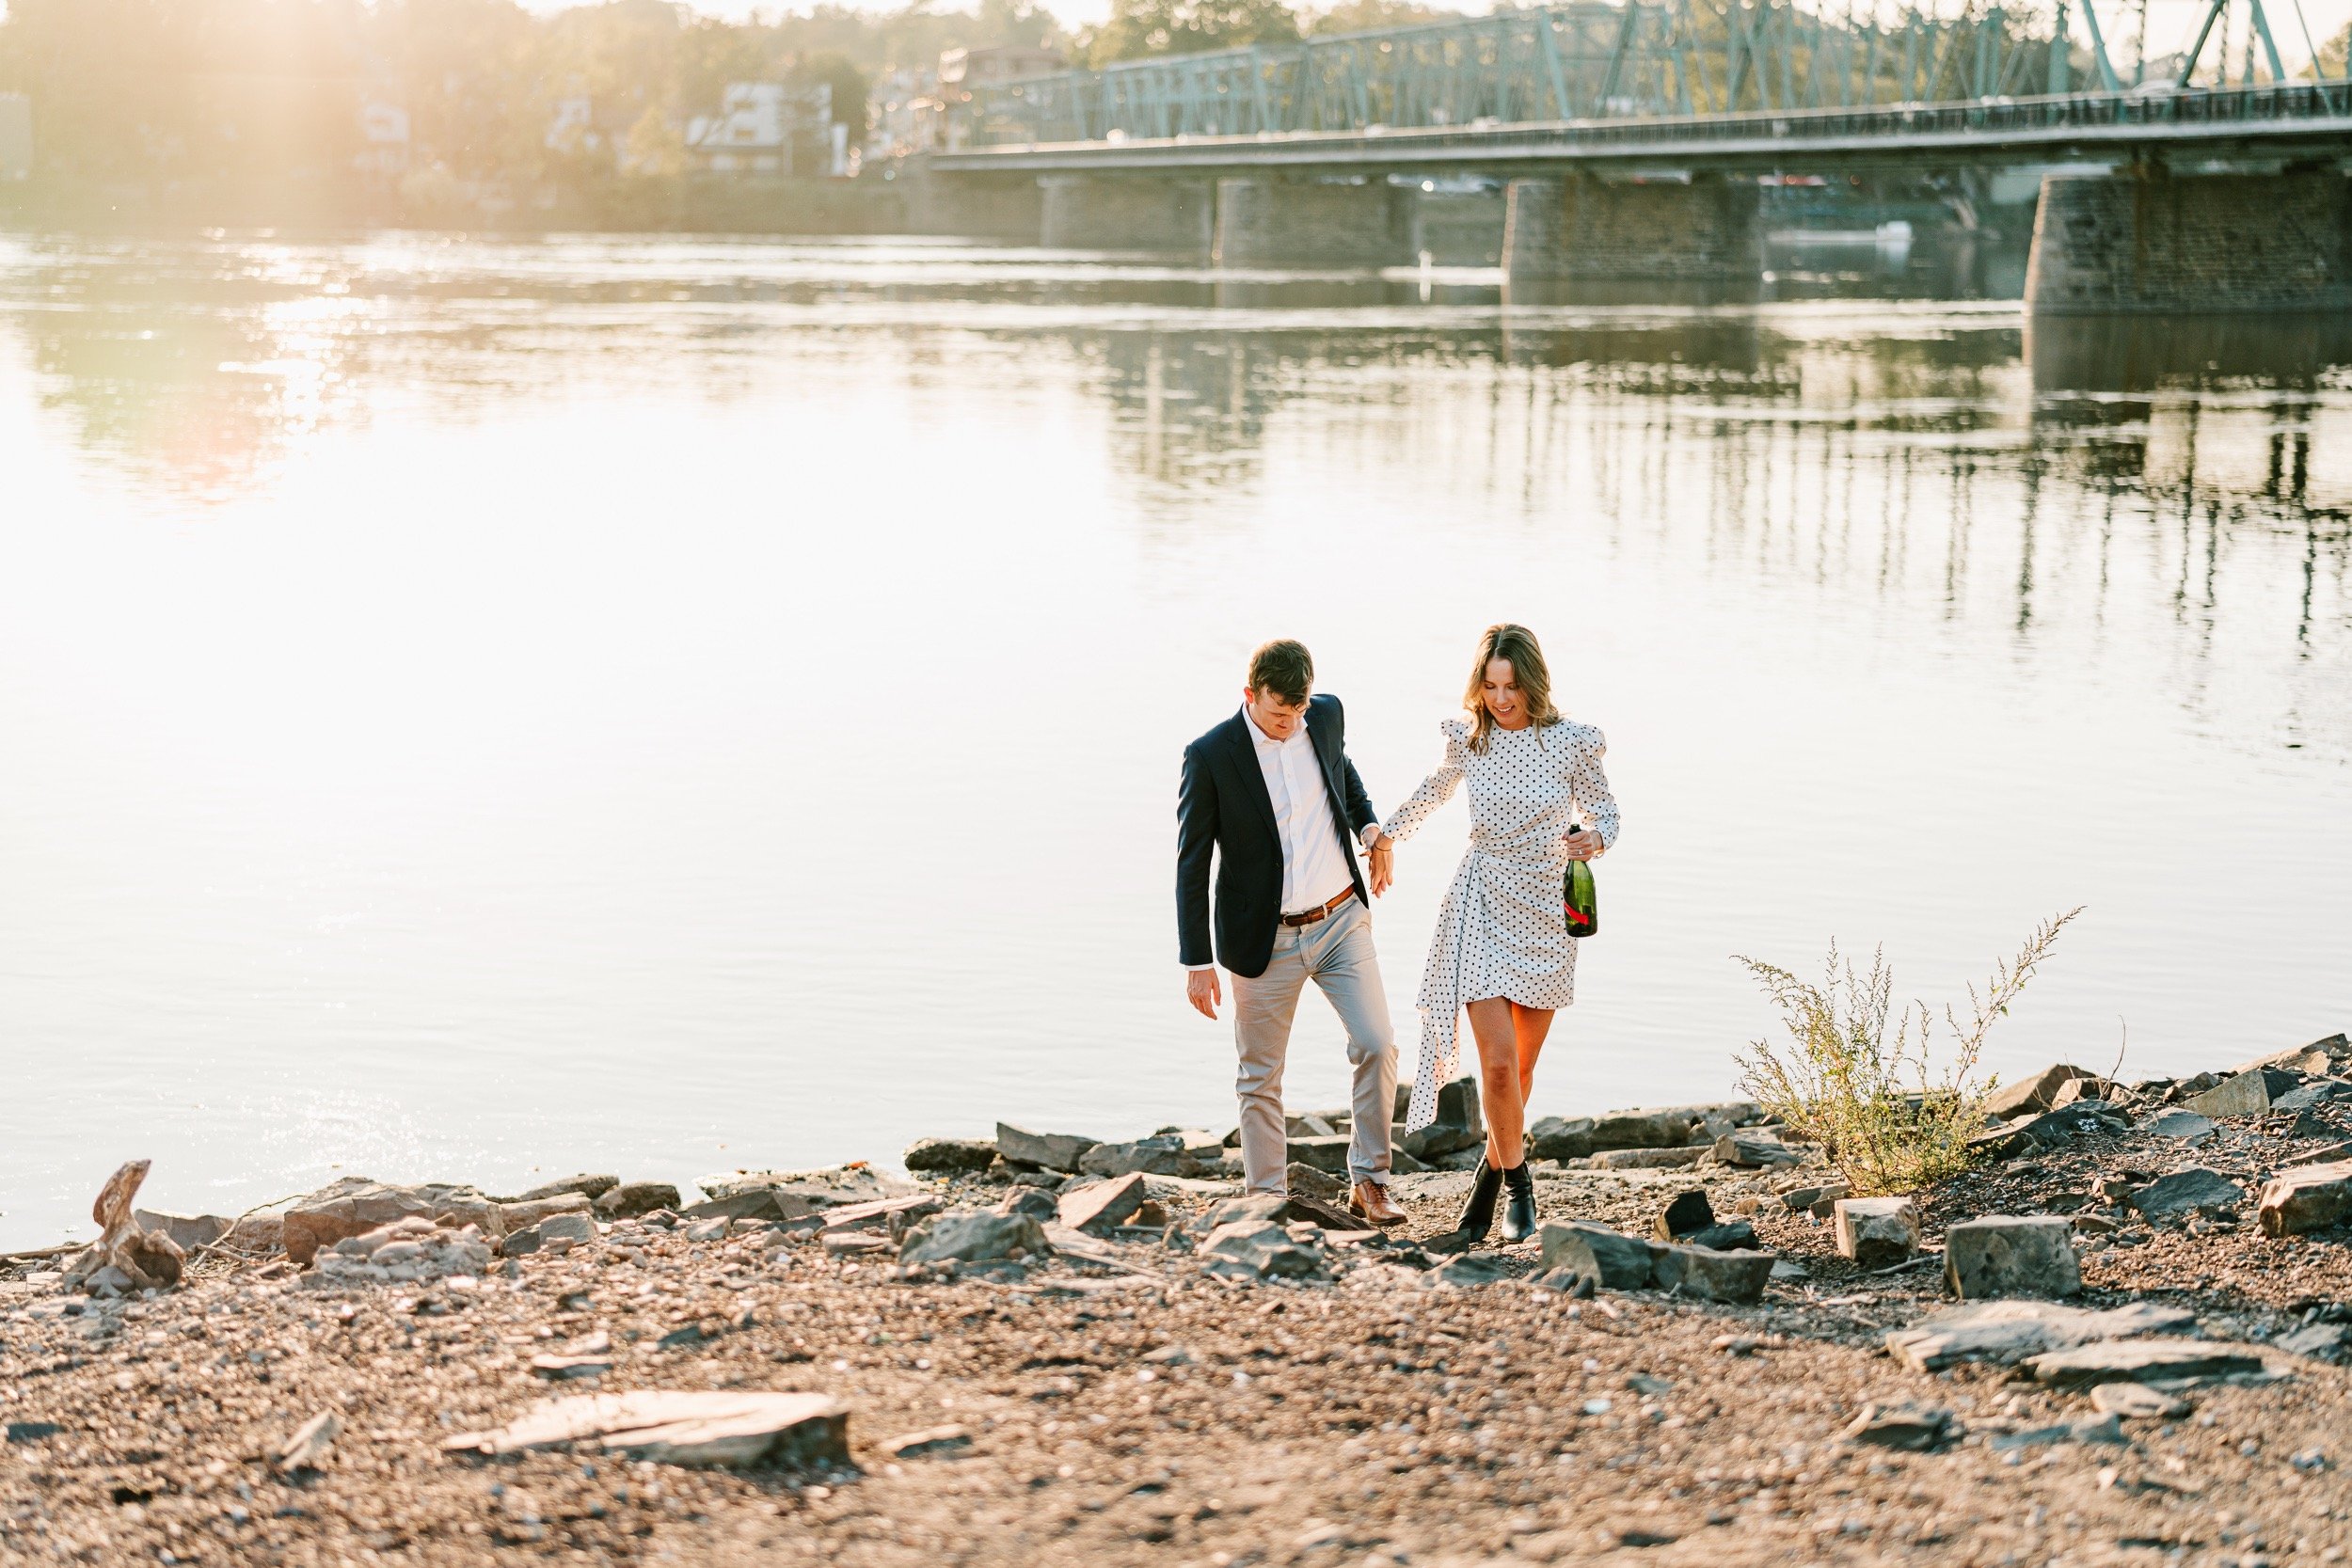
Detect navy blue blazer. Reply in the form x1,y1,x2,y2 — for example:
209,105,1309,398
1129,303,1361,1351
1177,694,1378,980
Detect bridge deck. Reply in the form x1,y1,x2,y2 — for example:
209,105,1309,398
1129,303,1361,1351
933,81,2352,174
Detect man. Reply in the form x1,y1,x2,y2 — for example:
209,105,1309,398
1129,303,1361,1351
1177,639,1405,1227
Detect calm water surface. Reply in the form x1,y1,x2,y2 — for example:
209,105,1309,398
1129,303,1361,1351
3,233,2348,1246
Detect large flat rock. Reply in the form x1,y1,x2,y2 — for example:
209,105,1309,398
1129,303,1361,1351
445,1391,849,1467
1884,1300,2198,1373
2258,1160,2352,1237
2024,1338,2266,1389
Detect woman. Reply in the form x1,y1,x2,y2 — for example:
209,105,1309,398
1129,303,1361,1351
1370,624,1619,1244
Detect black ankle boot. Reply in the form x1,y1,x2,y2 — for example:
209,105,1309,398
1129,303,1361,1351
1500,1162,1537,1243
1453,1159,1502,1242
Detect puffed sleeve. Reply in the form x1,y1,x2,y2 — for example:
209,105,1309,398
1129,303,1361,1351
1379,720,1470,844
1570,727,1620,851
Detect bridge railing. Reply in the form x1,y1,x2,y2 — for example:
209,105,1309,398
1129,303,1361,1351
935,74,2352,164
959,0,2095,145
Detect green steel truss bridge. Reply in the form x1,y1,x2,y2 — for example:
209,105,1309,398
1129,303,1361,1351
942,0,2352,166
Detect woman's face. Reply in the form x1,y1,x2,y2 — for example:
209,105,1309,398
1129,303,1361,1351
1481,657,1528,727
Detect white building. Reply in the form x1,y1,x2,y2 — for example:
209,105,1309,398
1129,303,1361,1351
0,94,31,182
356,102,410,177
686,82,839,176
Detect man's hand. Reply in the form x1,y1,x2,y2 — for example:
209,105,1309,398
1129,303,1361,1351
1185,968,1222,1020
1367,835,1394,896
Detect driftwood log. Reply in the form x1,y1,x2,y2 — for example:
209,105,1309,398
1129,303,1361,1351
59,1160,185,1292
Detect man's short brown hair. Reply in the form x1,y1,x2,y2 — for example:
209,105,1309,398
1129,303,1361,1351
1248,640,1313,705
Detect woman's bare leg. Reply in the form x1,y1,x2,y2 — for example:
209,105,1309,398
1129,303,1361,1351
1467,997,1527,1168
1512,1003,1555,1103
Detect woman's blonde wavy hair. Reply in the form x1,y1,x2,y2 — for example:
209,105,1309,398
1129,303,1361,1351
1462,623,1562,753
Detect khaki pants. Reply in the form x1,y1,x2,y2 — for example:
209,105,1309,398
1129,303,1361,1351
1231,896,1396,1194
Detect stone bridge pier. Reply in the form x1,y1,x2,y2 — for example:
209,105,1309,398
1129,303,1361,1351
1040,174,1215,254
1213,176,1418,268
2025,167,2352,313
1502,173,1763,286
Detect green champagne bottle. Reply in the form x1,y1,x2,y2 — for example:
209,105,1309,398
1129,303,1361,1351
1564,824,1598,938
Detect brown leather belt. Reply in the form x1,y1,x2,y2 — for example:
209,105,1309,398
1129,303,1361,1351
1280,889,1357,928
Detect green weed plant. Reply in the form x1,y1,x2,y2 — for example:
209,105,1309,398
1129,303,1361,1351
1733,909,2081,1198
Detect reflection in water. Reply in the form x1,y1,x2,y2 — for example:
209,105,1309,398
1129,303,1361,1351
1,232,2346,1246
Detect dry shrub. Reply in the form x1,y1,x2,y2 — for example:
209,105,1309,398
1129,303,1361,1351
1733,909,2082,1198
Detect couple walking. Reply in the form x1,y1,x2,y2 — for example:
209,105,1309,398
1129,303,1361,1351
1176,626,1621,1244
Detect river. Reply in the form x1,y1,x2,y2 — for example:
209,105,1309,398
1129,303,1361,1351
2,231,2346,1247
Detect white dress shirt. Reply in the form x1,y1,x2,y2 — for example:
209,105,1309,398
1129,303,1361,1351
1187,706,1381,971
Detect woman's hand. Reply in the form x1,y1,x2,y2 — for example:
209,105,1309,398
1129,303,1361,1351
1562,829,1604,862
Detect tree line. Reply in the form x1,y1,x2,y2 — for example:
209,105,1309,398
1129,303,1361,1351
0,0,1452,194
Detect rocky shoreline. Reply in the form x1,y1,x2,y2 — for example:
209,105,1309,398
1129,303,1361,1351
5,1032,2351,1565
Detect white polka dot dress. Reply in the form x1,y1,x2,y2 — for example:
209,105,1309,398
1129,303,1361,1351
1381,717,1621,1133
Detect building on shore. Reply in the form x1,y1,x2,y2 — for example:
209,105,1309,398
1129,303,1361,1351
937,47,1065,150
871,67,945,160
0,94,32,182
687,82,842,177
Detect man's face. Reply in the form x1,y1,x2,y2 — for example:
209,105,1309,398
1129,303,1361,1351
1244,686,1309,741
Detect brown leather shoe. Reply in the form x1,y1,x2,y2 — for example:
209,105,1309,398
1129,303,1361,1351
1349,1180,1406,1227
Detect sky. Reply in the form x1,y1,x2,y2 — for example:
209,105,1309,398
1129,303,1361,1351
515,0,2352,71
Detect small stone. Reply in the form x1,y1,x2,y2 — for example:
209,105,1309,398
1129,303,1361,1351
1536,1221,1657,1290
818,1195,944,1234
2146,1110,2217,1144
1393,1077,1485,1160
539,1213,596,1246
1843,1401,1950,1450
2025,1338,2265,1389
1652,1191,1716,1242
1057,1173,1149,1236
1200,1219,1322,1280
679,1188,818,1225
902,1138,997,1175
1423,1251,1513,1288
1983,1064,2098,1121
2128,1168,2245,1221
1283,1134,1355,1175
530,1354,613,1381
1944,1215,2080,1300
512,1174,619,1203
1078,1135,1194,1179
1284,1163,1347,1201
2090,1383,2192,1419
500,1194,593,1230
1685,1222,1759,1251
1587,1108,1700,1150
2272,1080,2352,1113
2276,1323,2349,1358
897,1211,1044,1266
1778,1179,1850,1212
880,1424,971,1460
993,1188,1058,1223
2183,1068,2303,1119
2257,1160,2352,1237
1526,1116,1595,1161
1649,1243,1773,1303
1589,1147,1707,1170
501,1224,544,1256
683,1218,728,1243
1834,1196,1921,1268
993,1123,1100,1175
1711,1131,1802,1168
595,1182,683,1220
274,1411,342,1473
130,1210,233,1255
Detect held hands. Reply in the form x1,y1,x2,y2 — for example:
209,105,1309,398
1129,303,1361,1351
1367,834,1394,896
1185,967,1223,1021
1562,828,1604,862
